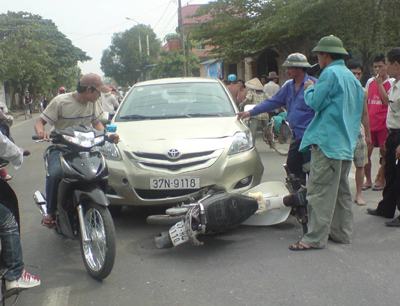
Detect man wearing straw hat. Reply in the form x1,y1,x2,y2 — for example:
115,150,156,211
289,35,364,251
237,53,316,186
239,77,267,140
263,71,280,98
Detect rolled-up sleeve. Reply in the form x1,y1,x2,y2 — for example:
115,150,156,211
40,98,59,125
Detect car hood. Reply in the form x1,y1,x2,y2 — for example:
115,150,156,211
114,117,246,152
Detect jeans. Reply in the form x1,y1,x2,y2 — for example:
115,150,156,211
45,149,63,215
0,203,24,281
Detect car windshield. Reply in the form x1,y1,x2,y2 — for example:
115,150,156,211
115,82,235,121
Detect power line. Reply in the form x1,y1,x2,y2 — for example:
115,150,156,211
156,11,178,40
154,7,177,32
153,0,174,29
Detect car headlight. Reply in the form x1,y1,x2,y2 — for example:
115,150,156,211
100,142,122,160
228,131,254,155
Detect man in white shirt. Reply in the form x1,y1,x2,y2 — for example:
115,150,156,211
100,86,120,120
367,48,400,226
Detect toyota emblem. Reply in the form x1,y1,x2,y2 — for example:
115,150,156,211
167,149,181,160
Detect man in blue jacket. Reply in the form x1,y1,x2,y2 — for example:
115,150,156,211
289,35,364,251
237,53,316,185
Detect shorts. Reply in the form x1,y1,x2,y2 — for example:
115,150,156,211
353,132,367,167
370,129,388,147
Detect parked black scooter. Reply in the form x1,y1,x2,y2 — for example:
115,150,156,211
33,125,116,280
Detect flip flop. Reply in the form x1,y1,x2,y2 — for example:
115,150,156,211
372,185,384,191
2,174,12,181
288,241,318,251
361,185,372,191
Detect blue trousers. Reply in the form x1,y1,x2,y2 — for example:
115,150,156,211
45,149,63,215
0,204,24,281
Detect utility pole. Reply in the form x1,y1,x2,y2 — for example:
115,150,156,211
178,0,188,76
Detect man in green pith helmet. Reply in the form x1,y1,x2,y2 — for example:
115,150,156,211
289,35,364,251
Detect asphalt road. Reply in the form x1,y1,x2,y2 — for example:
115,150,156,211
6,115,400,306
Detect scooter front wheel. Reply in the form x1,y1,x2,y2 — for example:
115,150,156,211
79,202,116,280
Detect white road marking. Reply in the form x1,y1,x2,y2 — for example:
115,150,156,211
43,286,71,306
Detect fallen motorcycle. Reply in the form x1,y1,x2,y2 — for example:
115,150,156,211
149,165,308,249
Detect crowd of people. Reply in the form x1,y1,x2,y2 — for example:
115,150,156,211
234,35,400,249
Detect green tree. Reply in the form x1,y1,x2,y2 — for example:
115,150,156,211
101,25,160,85
151,50,200,79
192,0,400,70
0,11,89,108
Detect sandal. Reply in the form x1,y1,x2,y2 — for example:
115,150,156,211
372,184,384,191
1,174,12,181
361,184,371,191
288,241,317,251
41,215,56,228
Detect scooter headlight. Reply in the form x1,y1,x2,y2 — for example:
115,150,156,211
63,131,104,148
228,131,254,155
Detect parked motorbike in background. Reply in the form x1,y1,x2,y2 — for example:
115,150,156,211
150,165,308,249
33,125,116,280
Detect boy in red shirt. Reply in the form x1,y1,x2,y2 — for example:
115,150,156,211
364,54,393,190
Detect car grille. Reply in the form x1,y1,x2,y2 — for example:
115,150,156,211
127,149,223,172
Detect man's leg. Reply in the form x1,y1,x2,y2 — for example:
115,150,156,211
363,143,374,188
373,143,386,189
354,134,367,205
44,150,62,220
330,160,353,243
376,132,399,217
0,204,24,281
301,147,341,248
286,139,306,185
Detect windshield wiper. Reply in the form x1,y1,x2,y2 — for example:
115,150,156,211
186,113,225,118
119,114,189,120
118,114,151,120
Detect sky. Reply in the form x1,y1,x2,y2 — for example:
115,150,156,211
1,0,211,76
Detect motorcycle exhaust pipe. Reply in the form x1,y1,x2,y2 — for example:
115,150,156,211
33,191,47,216
77,205,90,243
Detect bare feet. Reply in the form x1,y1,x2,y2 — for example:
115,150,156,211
354,195,366,206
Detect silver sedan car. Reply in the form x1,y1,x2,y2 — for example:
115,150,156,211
101,77,264,207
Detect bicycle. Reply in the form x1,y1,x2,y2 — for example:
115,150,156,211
261,112,292,156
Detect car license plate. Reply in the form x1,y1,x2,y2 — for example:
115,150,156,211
169,221,189,246
150,177,200,190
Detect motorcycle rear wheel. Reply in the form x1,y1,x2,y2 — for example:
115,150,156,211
79,202,116,280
